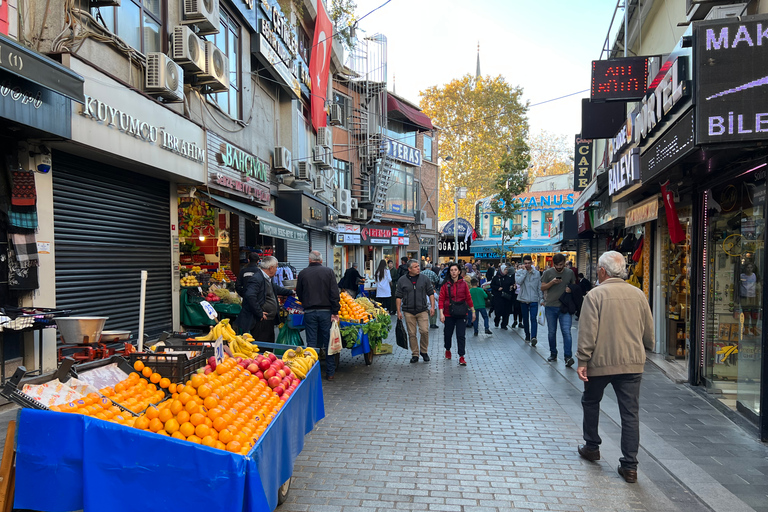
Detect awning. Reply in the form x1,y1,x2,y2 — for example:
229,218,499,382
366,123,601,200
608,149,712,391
201,193,308,242
387,92,433,131
470,239,556,255
0,35,84,103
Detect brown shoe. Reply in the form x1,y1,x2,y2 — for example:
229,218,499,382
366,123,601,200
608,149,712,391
578,445,600,461
617,465,637,483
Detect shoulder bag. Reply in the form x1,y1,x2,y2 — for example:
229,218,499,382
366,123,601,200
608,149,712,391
448,282,469,317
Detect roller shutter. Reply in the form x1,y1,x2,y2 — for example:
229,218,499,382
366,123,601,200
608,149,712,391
285,240,309,271
52,151,172,337
310,230,327,260
578,240,587,275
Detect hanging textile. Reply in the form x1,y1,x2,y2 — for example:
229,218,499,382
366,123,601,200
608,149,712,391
661,181,685,244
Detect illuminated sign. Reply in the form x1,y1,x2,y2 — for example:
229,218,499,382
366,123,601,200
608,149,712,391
635,57,688,145
641,108,695,182
573,137,593,192
695,15,768,144
609,148,640,196
491,193,576,210
219,143,269,182
591,57,650,101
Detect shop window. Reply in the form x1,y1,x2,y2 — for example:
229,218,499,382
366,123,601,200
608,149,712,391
333,159,350,189
491,216,502,236
542,211,553,236
207,9,241,118
423,135,433,162
333,91,350,129
512,213,523,231
94,0,163,55
385,162,417,214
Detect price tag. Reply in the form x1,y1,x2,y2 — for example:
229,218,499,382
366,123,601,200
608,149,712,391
214,336,225,364
200,300,218,320
198,286,204,295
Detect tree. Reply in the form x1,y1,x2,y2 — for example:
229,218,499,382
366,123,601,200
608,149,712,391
528,130,573,181
329,0,357,52
489,138,531,261
419,74,529,221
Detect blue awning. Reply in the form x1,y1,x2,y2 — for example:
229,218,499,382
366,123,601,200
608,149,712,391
470,239,556,255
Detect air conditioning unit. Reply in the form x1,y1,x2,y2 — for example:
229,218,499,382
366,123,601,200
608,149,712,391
350,198,358,210
329,104,343,126
145,53,184,102
313,176,323,190
312,145,326,164
273,146,291,173
172,25,206,74
317,126,333,148
354,208,368,221
296,161,312,181
416,210,427,224
182,0,220,35
336,188,352,217
198,41,229,92
319,149,333,169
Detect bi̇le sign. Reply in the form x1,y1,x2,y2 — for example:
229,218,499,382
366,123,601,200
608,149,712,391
591,57,650,101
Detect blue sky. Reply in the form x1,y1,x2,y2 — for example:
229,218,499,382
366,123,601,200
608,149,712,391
352,0,620,139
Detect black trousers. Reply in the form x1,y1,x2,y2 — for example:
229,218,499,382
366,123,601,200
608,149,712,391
251,318,276,343
582,372,643,470
511,299,523,324
443,315,467,357
492,296,511,327
378,296,392,313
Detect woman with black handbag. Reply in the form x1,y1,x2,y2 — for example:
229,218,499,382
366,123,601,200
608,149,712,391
491,264,515,329
439,263,475,366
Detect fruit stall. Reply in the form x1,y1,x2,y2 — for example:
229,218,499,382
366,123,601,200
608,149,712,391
6,322,325,512
338,292,393,365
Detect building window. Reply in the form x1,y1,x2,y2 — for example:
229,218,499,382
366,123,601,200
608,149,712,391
333,91,350,129
512,213,523,231
94,0,163,55
423,135,433,161
207,9,240,118
386,162,418,214
542,211,553,236
386,122,417,148
491,216,502,236
298,26,311,63
333,159,350,190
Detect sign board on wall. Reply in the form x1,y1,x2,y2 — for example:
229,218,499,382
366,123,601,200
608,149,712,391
695,15,768,144
0,69,71,138
334,224,409,245
384,136,421,166
624,195,660,228
641,108,695,182
591,56,650,101
573,136,593,192
207,131,270,205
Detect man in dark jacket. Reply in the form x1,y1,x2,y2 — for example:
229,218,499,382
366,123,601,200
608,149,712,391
491,264,515,329
397,256,409,280
235,252,260,297
297,250,341,380
235,256,293,342
395,259,436,363
339,262,363,298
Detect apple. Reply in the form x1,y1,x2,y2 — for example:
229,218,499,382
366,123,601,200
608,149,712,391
280,395,289,401
267,353,277,362
207,356,217,370
283,367,293,377
273,360,284,370
273,385,284,396
247,363,259,374
264,368,276,379
204,367,212,375
260,379,268,386
235,357,243,364
258,358,271,371
255,371,264,380
267,376,281,388
277,369,286,379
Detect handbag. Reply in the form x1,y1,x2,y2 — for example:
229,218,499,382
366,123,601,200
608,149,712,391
448,282,469,317
501,292,513,300
395,318,408,349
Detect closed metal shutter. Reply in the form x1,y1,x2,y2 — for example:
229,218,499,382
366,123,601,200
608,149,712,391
285,240,309,271
578,240,587,275
52,151,172,336
310,230,326,260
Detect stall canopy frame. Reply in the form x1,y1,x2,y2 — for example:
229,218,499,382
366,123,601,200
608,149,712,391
201,193,308,242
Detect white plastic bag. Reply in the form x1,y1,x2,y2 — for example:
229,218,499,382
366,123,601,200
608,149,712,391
537,304,546,326
329,320,342,355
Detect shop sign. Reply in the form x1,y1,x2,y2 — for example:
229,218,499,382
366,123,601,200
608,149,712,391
212,173,270,202
334,225,408,245
609,148,640,196
261,221,307,241
339,223,361,234
590,56,651,102
695,15,768,144
0,70,71,138
438,239,471,256
641,108,695,182
487,193,576,211
634,56,689,145
608,119,633,164
309,207,322,221
573,136,593,192
384,136,422,166
624,195,660,228
337,233,360,244
391,237,409,245
219,143,269,182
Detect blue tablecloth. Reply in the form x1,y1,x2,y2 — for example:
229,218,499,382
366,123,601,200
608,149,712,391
14,363,325,512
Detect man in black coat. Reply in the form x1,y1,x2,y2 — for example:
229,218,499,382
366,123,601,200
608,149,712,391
491,264,515,329
397,256,409,280
339,262,363,298
234,256,293,342
235,252,260,297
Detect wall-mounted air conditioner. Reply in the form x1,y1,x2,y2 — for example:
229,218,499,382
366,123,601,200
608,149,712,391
317,126,333,148
182,0,220,36
329,104,343,126
354,208,368,221
313,176,323,190
172,25,206,75
145,53,184,102
198,41,229,92
350,198,358,210
273,146,291,173
312,145,326,164
296,161,312,181
416,210,427,224
336,188,352,217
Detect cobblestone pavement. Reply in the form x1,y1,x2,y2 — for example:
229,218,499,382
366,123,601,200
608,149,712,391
281,318,768,512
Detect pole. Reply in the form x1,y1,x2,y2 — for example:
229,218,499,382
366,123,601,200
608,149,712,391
454,189,459,263
138,270,147,352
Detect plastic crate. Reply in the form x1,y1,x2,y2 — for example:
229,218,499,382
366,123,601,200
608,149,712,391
0,358,77,410
287,313,304,329
129,346,213,383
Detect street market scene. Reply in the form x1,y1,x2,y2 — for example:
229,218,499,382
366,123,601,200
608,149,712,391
0,0,767,511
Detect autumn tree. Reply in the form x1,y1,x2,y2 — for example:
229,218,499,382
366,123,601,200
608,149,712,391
527,130,573,181
329,0,357,52
489,138,531,261
419,74,529,221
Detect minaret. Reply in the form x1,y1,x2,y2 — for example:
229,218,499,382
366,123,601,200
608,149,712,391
392,73,396,94
476,42,481,79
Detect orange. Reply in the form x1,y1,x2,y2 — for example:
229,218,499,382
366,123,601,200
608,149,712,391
213,417,228,432
159,378,171,389
195,423,210,438
179,422,195,438
145,406,160,420
135,416,150,430
176,410,190,425
164,418,180,434
218,428,234,444
156,430,169,436
178,392,192,405
169,399,184,415
204,417,213,428
149,373,161,384
172,431,186,440
190,374,205,388
148,418,163,433
158,408,174,424
203,396,218,410
201,435,216,447
183,385,197,396
133,360,145,372
216,365,227,375
215,440,226,450
168,383,177,394
142,366,153,378
226,440,242,453
184,401,200,415
208,429,218,441
189,413,205,426
186,434,202,444
197,384,212,399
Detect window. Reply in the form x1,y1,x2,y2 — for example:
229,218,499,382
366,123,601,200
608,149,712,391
298,108,312,170
491,216,503,236
542,211,553,236
94,0,162,55
512,213,523,231
385,162,418,214
333,159,350,190
207,9,240,118
385,122,417,148
298,26,311,64
423,135,433,162
333,91,350,129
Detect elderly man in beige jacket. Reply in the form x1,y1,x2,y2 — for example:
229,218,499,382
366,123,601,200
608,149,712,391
575,251,654,484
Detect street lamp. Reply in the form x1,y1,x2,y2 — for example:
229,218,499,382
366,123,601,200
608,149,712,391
454,186,468,263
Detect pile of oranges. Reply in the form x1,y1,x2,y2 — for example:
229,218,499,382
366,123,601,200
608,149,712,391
49,393,138,425
339,292,373,323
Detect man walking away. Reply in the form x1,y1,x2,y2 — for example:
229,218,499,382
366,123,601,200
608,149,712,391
576,251,654,484
339,262,363,298
541,253,577,366
421,263,440,328
296,251,340,381
397,256,409,280
490,264,514,329
396,259,436,363
515,255,543,345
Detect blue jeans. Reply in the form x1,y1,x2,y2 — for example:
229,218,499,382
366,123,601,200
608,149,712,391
473,309,489,334
303,309,335,376
582,373,642,470
519,302,538,339
545,306,572,358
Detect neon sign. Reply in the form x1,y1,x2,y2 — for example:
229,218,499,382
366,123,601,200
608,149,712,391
591,57,650,101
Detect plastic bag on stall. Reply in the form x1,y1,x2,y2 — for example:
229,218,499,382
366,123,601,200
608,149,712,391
328,320,342,355
276,322,303,346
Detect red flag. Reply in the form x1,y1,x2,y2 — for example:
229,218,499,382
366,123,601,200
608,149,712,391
661,181,685,244
309,0,333,131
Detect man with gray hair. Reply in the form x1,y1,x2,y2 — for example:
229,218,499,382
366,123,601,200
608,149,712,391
576,251,654,484
234,255,294,342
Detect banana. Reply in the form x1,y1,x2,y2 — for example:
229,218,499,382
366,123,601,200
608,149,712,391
232,352,248,358
295,357,311,373
250,343,259,353
195,328,215,341
282,349,297,361
212,323,223,340
225,322,237,339
289,363,306,379
303,347,318,361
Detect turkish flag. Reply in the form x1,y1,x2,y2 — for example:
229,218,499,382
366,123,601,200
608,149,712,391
661,181,685,244
309,0,333,131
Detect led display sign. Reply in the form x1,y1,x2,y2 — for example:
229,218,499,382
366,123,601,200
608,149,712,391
591,57,650,101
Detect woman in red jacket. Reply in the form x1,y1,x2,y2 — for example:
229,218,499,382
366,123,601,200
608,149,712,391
439,262,475,366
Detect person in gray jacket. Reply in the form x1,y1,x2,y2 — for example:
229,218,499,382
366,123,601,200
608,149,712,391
515,255,543,345
396,259,436,363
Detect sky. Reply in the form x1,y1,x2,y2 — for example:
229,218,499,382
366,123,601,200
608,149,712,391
350,0,622,141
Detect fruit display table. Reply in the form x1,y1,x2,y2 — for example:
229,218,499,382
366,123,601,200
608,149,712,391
180,289,242,327
13,363,324,512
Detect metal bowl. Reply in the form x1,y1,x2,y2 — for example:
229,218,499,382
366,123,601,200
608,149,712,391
53,317,108,344
100,330,132,342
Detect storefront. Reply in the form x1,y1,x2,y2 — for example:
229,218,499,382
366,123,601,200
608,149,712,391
333,224,410,280
275,190,331,271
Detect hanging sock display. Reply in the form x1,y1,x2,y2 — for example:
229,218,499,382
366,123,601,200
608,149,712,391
661,181,686,244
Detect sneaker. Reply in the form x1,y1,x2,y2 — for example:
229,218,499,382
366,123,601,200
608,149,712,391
525,336,531,343
501,326,508,330
429,324,439,329
473,331,478,336
531,338,538,347
459,356,467,366
565,357,575,367
421,352,430,362
445,350,452,360
484,329,492,335
547,355,557,362
410,356,419,363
